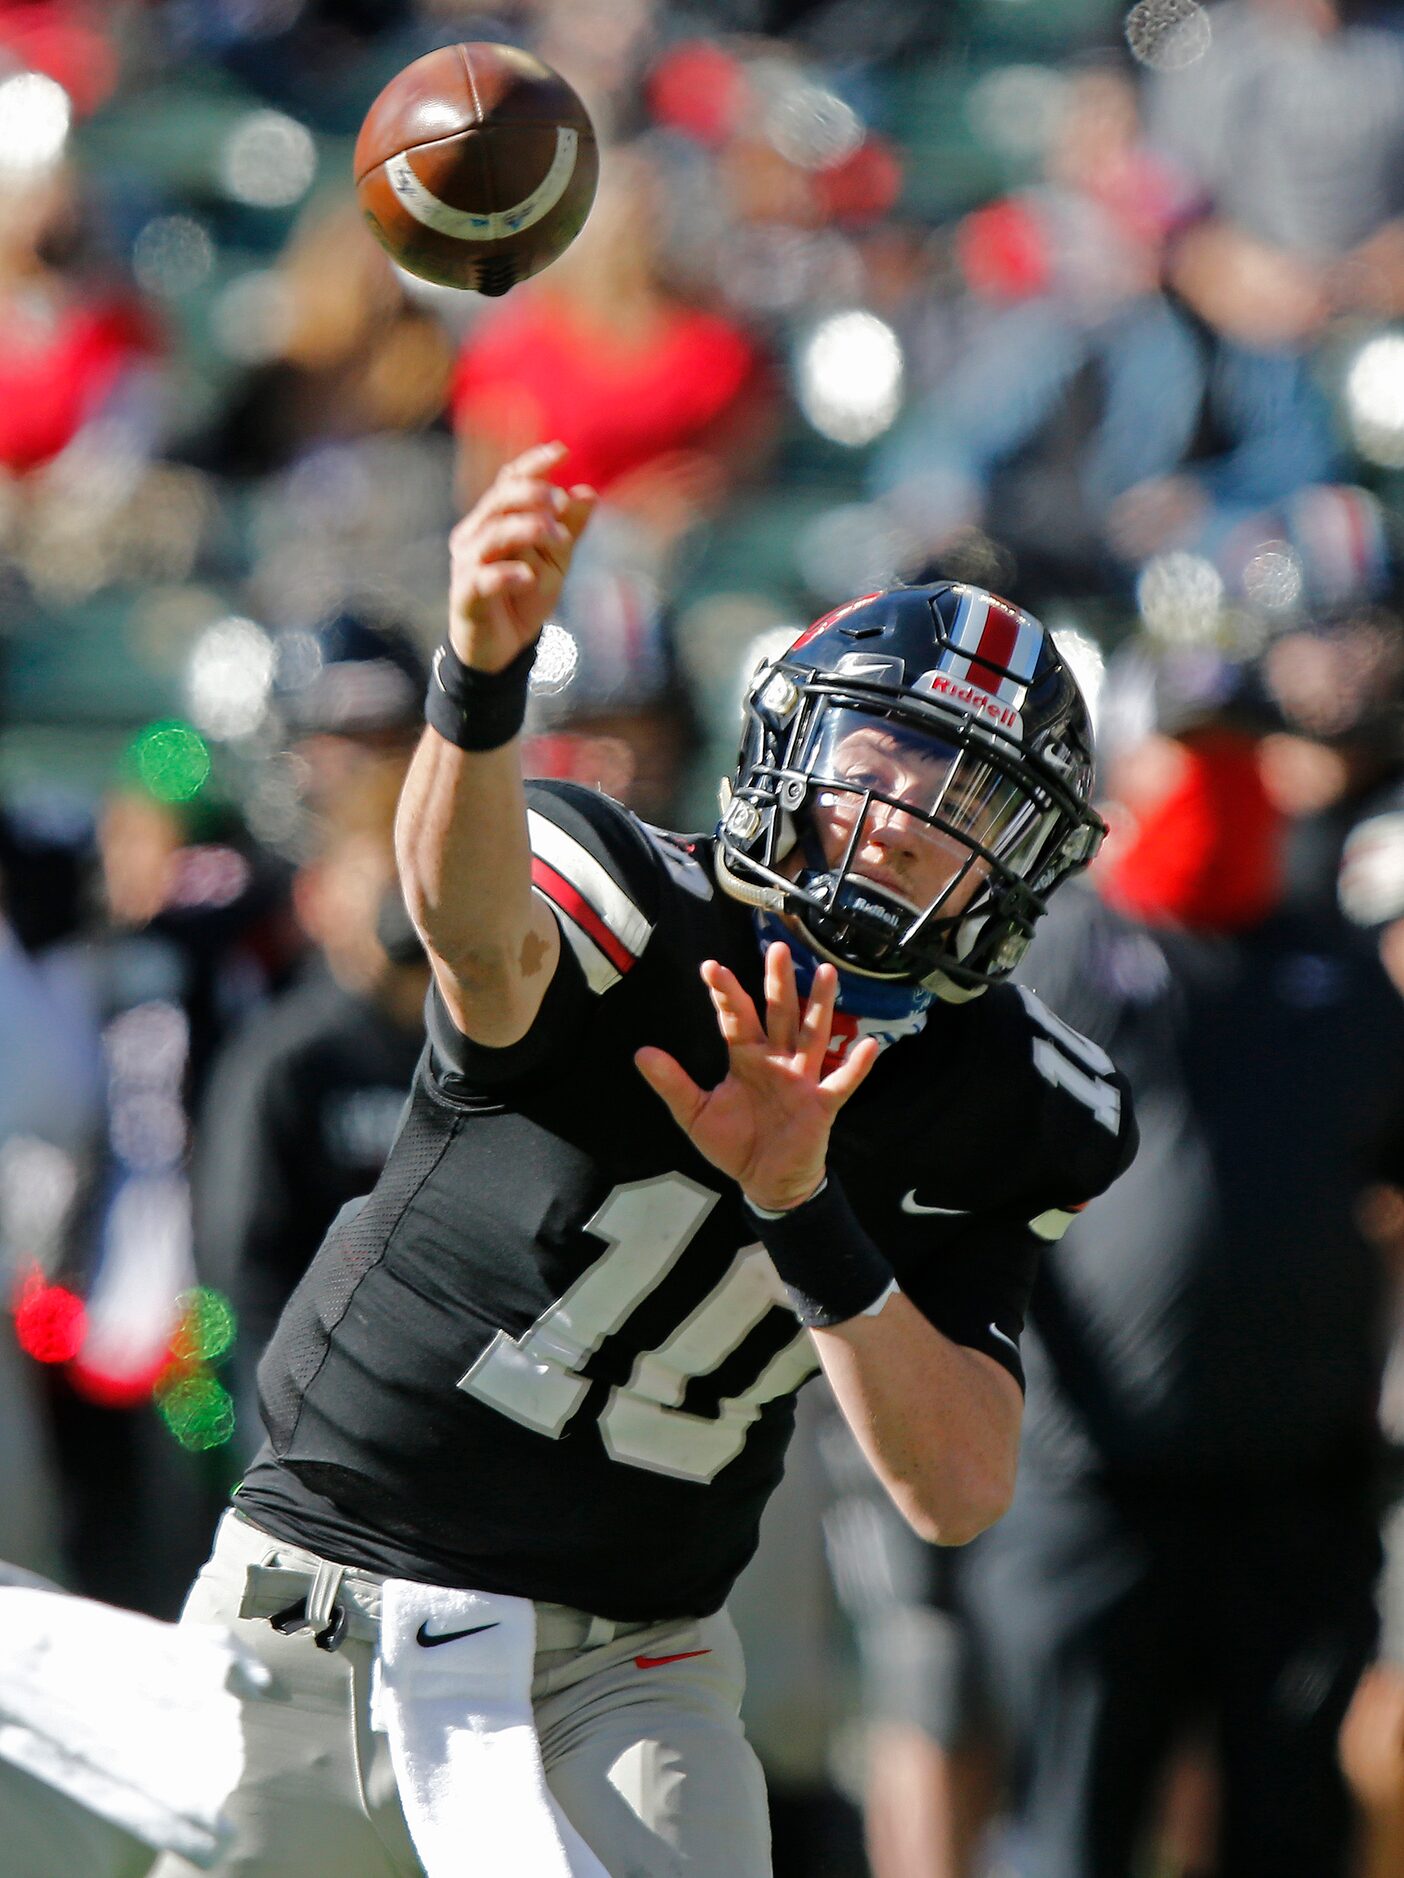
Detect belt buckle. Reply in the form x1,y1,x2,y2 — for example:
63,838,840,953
268,1596,350,1653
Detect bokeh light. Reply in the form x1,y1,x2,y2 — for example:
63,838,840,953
0,72,72,173
796,311,904,446
156,1373,236,1451
186,616,277,740
131,216,215,298
1125,0,1212,71
128,721,212,802
1136,552,1225,643
171,1287,238,1365
1241,542,1305,615
219,109,318,209
1344,333,1404,469
760,74,863,170
528,622,580,698
14,1271,86,1365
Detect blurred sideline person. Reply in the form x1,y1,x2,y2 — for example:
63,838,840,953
195,758,429,1446
271,609,430,829
820,1390,1000,1878
958,643,1404,1877
34,779,295,1619
1337,797,1404,1878
151,445,1133,1878
0,887,103,1583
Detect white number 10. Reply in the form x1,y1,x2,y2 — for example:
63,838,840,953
457,1174,817,1484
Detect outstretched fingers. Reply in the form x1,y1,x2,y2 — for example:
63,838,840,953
821,1033,881,1106
634,1047,705,1133
764,943,801,1055
798,961,839,1076
701,959,766,1049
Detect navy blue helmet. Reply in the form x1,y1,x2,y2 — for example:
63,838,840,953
716,583,1104,991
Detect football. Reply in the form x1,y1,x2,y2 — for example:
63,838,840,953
353,42,598,296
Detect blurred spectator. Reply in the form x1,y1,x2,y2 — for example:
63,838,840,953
871,58,1363,605
29,772,296,1616
1257,602,1404,917
269,607,428,829
954,648,1404,1876
1337,799,1404,1878
449,143,768,820
195,200,452,482
821,1393,1000,1878
0,881,102,1582
451,141,774,557
1148,0,1404,350
0,162,160,477
194,756,427,1441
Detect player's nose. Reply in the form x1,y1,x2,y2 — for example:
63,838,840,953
862,799,923,854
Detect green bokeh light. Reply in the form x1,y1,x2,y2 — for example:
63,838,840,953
129,721,211,803
175,1286,237,1364
157,1374,236,1451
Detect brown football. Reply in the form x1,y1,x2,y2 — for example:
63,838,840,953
353,43,598,296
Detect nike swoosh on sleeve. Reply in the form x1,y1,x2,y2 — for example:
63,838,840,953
901,1191,969,1216
987,1323,1020,1356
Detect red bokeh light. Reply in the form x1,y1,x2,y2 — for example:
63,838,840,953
14,1270,86,1364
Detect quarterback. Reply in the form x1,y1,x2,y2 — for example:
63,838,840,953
154,444,1135,1878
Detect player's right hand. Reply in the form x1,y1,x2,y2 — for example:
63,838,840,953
448,442,596,673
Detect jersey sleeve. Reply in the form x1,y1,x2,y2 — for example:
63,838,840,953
893,1212,1046,1389
892,980,1138,1389
427,781,667,1093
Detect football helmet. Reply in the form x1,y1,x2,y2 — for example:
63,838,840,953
715,583,1104,992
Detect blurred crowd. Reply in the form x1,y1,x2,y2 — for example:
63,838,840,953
4,0,1404,1873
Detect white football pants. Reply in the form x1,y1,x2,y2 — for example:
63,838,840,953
149,1510,772,1878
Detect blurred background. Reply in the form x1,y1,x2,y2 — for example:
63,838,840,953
4,2,1404,1874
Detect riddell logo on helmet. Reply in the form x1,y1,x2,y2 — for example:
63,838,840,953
925,671,1020,729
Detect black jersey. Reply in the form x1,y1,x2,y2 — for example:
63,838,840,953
240,783,1135,1621
1014,883,1404,1484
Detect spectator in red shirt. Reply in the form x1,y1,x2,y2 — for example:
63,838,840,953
451,144,773,554
0,165,159,476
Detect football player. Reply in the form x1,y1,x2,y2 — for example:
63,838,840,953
152,443,1136,1878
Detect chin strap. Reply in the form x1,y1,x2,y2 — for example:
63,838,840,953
754,915,934,1042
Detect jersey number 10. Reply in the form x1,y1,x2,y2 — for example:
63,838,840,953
457,1175,816,1484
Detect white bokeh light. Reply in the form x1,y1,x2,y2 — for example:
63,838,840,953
186,616,276,739
1344,333,1404,469
764,81,863,170
1242,541,1304,614
219,109,317,209
0,72,71,173
132,216,215,298
1136,552,1224,643
528,622,580,698
796,312,904,447
1125,0,1212,71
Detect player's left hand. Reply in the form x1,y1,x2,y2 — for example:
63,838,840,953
635,944,879,1214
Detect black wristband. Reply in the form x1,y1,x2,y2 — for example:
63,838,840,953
743,1176,897,1328
424,635,539,752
